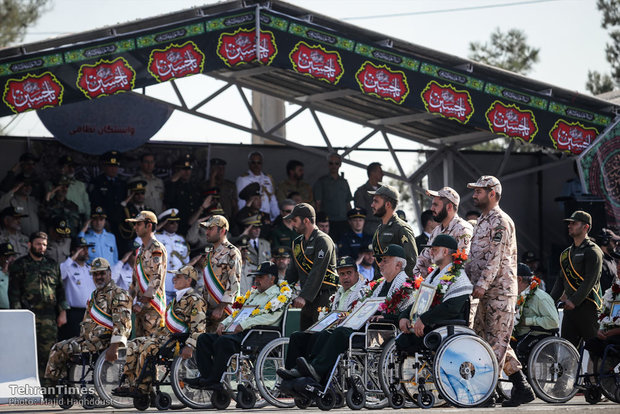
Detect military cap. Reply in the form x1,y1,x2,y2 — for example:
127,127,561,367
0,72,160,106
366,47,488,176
128,180,147,193
158,208,180,222
241,214,262,227
172,265,199,281
395,210,407,222
0,242,17,256
239,182,261,201
284,203,316,221
564,210,592,226
0,206,28,219
71,236,95,250
368,183,400,201
89,257,111,272
200,214,229,231
467,175,502,195
517,263,533,277
360,243,373,253
249,261,278,277
52,217,72,238
347,207,367,219
91,206,107,218
210,158,227,166
19,152,38,163
336,256,357,269
16,175,34,185
58,154,76,166
316,211,329,223
101,151,121,166
202,187,221,198
375,244,406,259
521,251,538,262
126,210,158,224
54,175,71,187
272,246,292,258
174,154,193,169
426,186,460,206
206,203,225,216
421,234,458,251
234,235,250,249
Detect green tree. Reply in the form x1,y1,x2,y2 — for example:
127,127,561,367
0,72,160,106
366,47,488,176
0,0,51,48
586,0,620,94
468,28,540,75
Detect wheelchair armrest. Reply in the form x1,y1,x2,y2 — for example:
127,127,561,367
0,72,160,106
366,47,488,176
528,326,559,334
434,319,467,326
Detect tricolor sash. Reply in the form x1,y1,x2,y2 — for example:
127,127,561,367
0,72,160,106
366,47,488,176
292,237,338,287
164,299,189,334
203,253,233,315
88,291,113,331
559,247,602,310
135,252,166,318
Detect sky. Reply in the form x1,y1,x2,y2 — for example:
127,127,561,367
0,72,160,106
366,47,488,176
0,0,614,220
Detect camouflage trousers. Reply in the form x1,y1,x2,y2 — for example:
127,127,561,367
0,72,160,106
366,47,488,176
35,313,58,381
123,335,171,393
43,336,104,381
134,305,163,338
473,295,522,375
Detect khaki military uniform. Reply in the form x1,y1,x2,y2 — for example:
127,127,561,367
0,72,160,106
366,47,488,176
276,178,314,204
45,280,132,381
413,215,473,277
372,214,418,276
133,173,165,215
465,205,520,374
131,237,167,337
124,288,206,392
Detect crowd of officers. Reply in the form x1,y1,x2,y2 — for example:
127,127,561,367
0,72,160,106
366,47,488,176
1,147,619,408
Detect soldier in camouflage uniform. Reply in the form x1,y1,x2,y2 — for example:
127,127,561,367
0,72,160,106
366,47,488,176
8,231,69,381
198,215,242,331
44,257,132,382
465,176,534,407
126,211,168,337
113,265,206,396
413,187,473,278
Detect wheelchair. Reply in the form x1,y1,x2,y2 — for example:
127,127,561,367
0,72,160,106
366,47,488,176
55,351,107,409
574,340,620,404
497,327,580,403
378,322,499,408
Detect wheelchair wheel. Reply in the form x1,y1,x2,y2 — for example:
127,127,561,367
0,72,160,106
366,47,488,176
93,349,133,408
57,394,74,409
317,387,336,411
170,356,212,409
433,334,498,408
254,337,295,408
584,387,601,404
417,391,435,409
363,350,389,409
388,391,406,409
598,352,620,403
294,396,312,409
133,393,150,411
211,389,231,410
236,384,257,409
527,336,579,403
346,386,365,410
155,391,172,410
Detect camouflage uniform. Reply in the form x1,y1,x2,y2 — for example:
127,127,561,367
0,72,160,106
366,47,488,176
8,254,69,379
413,215,473,277
45,280,132,380
131,237,168,337
465,205,520,374
124,287,206,393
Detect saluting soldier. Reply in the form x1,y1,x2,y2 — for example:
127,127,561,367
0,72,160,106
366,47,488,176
126,211,167,337
238,214,272,295
156,208,189,303
369,184,417,276
198,215,242,331
45,257,132,384
235,151,280,221
465,175,533,407
114,265,207,397
204,158,238,219
45,216,72,265
233,182,271,237
285,203,338,330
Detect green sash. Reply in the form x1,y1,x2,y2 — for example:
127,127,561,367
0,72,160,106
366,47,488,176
292,236,338,287
559,247,602,310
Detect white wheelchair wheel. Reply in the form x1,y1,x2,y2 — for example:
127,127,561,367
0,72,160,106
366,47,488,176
170,355,212,409
254,337,295,408
528,336,579,403
433,334,498,407
93,349,133,409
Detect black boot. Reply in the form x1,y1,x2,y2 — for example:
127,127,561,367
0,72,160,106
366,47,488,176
502,370,535,407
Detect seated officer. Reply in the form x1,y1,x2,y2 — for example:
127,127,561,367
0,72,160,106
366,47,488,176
289,245,414,384
337,207,373,259
185,261,290,390
396,235,473,353
113,265,206,397
44,257,132,385
585,276,620,363
278,256,367,379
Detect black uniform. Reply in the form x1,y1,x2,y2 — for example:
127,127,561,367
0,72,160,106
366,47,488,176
337,230,373,258
89,174,126,237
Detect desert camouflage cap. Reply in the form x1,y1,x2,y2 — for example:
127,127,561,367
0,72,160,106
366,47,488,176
172,265,199,281
200,214,229,231
125,210,158,224
467,175,502,195
426,186,460,206
90,257,111,272
368,183,399,201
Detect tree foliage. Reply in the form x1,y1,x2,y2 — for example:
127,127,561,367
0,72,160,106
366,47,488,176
586,0,620,94
0,0,51,48
468,28,540,75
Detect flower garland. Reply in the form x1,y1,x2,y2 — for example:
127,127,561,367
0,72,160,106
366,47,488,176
428,249,468,307
513,276,541,327
317,294,360,320
378,281,414,314
231,280,292,318
597,280,620,331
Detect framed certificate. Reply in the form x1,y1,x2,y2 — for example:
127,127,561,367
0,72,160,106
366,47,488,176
611,302,620,319
225,306,258,333
340,298,385,330
306,311,341,332
409,282,436,322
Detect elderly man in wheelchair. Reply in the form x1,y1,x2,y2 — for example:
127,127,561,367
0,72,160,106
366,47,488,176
44,257,131,404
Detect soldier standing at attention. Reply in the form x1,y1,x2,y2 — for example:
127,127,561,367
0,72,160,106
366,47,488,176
156,208,189,303
285,203,337,330
465,175,534,407
9,231,69,382
126,211,167,337
369,184,417,276
199,215,242,331
551,211,603,348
